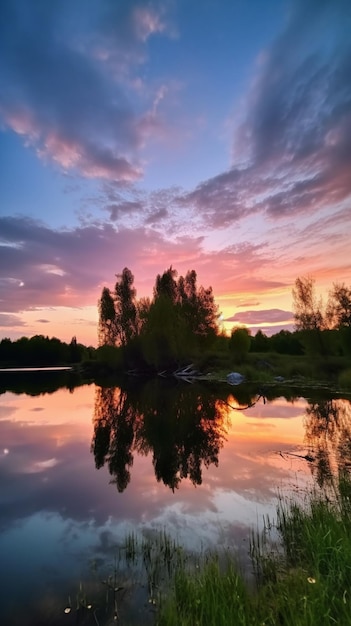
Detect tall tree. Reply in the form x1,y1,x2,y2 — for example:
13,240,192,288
196,285,219,338
114,267,138,346
154,266,178,303
326,283,351,328
292,276,324,331
229,327,251,362
292,276,325,355
98,287,116,346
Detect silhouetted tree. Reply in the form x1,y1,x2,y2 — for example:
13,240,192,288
114,267,138,347
229,327,251,363
98,287,116,347
154,266,178,302
293,277,324,331
251,330,270,352
326,283,351,328
292,277,326,355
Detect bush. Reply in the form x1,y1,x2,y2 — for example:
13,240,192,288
229,327,251,363
95,345,123,369
338,368,351,389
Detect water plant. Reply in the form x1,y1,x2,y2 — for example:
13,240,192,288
63,472,351,625
157,473,351,626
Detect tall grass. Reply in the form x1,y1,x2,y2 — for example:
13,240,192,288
157,473,351,626
64,476,351,624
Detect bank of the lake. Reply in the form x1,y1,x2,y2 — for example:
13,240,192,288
156,473,351,626
81,350,351,398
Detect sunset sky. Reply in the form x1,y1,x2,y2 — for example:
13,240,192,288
1,0,351,346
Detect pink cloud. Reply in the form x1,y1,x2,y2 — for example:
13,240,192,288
225,309,293,325
0,0,173,184
0,216,290,317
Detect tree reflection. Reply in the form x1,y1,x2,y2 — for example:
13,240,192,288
304,399,351,486
92,386,136,492
92,380,232,491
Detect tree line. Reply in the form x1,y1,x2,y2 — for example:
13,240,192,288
292,277,351,356
0,335,91,367
2,272,349,370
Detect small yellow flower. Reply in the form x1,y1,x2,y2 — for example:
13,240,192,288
307,577,316,584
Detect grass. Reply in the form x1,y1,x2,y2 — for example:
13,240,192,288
63,476,351,624
157,473,351,626
208,353,351,396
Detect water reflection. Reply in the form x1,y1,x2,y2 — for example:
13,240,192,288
304,399,351,486
92,380,351,494
0,367,85,396
1,377,351,625
92,380,233,492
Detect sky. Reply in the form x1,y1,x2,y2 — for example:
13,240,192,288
1,0,351,347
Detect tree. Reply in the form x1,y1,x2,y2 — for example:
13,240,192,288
326,283,351,356
229,327,251,363
154,266,178,303
326,283,351,328
252,329,269,352
97,266,220,370
114,267,138,346
292,277,324,331
292,276,325,355
269,330,304,355
141,294,186,370
195,285,219,339
98,287,116,347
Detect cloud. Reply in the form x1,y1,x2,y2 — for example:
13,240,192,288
106,200,144,221
0,215,289,316
0,313,27,328
225,309,293,325
181,0,351,229
35,319,50,324
234,300,260,308
0,0,173,183
258,323,295,336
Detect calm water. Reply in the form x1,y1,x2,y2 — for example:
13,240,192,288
0,371,350,625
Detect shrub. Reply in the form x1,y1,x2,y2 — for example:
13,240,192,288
338,368,351,389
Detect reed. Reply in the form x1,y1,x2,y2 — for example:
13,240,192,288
64,477,351,624
157,473,351,626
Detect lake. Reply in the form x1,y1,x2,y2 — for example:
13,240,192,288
0,370,350,625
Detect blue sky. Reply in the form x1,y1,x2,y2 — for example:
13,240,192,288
1,0,351,345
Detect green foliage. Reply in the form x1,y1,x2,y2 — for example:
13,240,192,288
98,266,219,371
159,558,254,626
140,295,187,370
98,286,116,346
159,476,351,626
339,326,351,356
114,267,138,346
338,368,351,389
292,277,351,357
229,327,251,363
326,283,351,329
269,329,304,354
95,345,123,369
251,329,270,352
293,276,324,332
